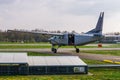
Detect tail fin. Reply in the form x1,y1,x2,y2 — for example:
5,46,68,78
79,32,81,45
86,12,104,34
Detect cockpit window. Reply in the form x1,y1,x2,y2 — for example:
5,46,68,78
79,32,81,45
54,36,64,39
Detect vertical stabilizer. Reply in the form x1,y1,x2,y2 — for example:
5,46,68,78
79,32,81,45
86,12,104,34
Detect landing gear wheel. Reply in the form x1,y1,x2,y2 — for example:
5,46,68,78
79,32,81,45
76,48,79,53
53,49,57,53
51,48,57,53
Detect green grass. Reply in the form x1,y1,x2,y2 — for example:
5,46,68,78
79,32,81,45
104,44,120,48
89,68,120,80
81,50,120,56
0,44,109,49
0,71,120,80
0,43,120,49
82,59,108,64
0,44,96,49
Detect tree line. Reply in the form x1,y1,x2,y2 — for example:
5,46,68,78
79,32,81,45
0,29,119,43
0,30,51,43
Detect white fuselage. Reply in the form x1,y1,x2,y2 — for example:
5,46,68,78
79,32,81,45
49,33,102,46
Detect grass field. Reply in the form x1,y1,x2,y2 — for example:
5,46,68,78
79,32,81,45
0,45,96,49
81,50,120,56
104,44,120,48
0,70,120,80
0,43,120,49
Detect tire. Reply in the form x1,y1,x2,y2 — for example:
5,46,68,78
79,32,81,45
76,48,79,53
53,49,57,53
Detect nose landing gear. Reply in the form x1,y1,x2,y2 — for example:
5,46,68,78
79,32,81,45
76,48,80,53
75,46,80,53
51,48,57,53
51,45,61,53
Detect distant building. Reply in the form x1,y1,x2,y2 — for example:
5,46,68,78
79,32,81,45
102,35,120,43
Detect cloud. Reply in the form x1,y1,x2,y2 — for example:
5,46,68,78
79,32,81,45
0,0,15,4
0,0,120,33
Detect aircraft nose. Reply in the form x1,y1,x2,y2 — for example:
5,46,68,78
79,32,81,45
48,38,55,44
48,37,53,41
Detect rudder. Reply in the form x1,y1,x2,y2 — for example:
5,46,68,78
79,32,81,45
86,12,104,34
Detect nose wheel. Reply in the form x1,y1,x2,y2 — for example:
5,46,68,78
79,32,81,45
74,46,79,53
51,45,61,53
51,48,57,53
76,48,80,53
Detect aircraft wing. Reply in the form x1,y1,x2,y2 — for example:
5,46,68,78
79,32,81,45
7,30,64,36
31,31,64,36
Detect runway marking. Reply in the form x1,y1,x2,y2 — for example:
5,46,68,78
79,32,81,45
103,60,114,63
114,61,120,64
103,59,120,64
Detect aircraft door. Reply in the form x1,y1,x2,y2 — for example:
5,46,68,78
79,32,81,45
68,34,74,45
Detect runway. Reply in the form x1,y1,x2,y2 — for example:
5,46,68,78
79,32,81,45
0,48,120,52
0,48,120,62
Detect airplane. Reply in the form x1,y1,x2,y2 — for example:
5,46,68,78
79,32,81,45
8,12,104,53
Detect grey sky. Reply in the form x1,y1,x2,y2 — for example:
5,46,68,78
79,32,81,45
0,0,120,33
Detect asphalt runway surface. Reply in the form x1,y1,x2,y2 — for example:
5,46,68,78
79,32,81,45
0,48,120,62
0,48,120,52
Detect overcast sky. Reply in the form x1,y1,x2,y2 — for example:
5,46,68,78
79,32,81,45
0,0,120,33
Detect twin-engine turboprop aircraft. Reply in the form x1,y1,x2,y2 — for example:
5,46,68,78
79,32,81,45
8,12,104,53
